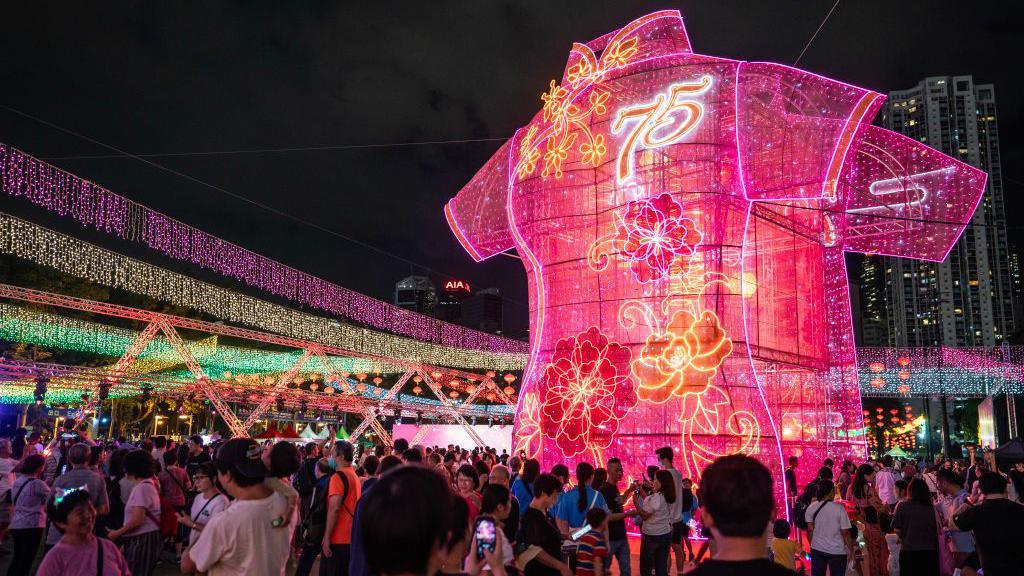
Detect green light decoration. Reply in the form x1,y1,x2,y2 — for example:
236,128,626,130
0,303,374,375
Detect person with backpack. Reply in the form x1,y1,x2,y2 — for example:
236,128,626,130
180,438,291,576
159,450,193,561
102,449,128,534
806,481,854,576
6,454,51,576
295,443,320,519
177,462,227,546
35,488,131,576
320,440,360,576
295,459,333,576
45,443,110,554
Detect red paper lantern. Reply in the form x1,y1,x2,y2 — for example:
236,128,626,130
870,377,885,389
869,362,885,373
897,356,911,367
503,373,517,384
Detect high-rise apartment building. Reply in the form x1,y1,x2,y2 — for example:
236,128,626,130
859,255,890,346
869,76,1011,346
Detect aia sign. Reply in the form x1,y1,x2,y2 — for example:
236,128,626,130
445,280,471,292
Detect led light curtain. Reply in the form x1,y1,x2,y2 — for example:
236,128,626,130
0,143,526,355
446,10,986,504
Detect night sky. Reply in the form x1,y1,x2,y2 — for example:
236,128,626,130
1,1,1019,338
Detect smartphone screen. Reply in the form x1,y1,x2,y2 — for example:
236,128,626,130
571,523,592,541
474,517,497,558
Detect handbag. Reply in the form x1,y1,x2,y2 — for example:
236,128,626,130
935,508,955,576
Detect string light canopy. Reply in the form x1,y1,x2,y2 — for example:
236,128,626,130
0,143,526,356
858,347,1024,397
0,213,527,370
0,302,374,374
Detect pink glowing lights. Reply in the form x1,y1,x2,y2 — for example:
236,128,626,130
446,10,985,505
0,144,525,355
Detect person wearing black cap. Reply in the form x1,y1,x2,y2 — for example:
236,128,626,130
181,438,291,576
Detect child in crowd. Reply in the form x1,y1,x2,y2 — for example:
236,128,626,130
262,441,301,528
885,532,901,576
894,479,908,503
770,519,802,572
575,508,609,576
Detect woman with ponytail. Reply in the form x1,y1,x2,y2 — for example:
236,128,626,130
554,462,608,537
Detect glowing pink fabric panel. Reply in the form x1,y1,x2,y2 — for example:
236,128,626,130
842,125,987,261
446,10,985,508
444,140,515,262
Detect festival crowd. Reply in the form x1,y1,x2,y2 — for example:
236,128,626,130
0,418,1022,576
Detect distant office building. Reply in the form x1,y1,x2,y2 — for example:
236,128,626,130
437,279,472,324
870,76,1012,346
1010,248,1023,337
462,287,503,335
859,255,889,346
394,275,437,315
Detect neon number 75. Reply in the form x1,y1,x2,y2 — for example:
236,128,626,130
611,75,713,183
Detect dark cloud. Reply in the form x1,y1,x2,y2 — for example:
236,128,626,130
1,1,1018,338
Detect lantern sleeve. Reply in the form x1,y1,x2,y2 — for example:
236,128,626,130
735,62,884,202
839,124,988,261
444,139,515,262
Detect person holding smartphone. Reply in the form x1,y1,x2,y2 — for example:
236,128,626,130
478,484,516,573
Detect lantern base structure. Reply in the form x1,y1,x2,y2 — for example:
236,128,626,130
445,10,987,507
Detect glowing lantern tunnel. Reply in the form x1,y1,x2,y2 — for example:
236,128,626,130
444,9,986,506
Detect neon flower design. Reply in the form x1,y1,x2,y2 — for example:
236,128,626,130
633,309,733,403
543,132,578,178
512,391,543,459
580,134,606,167
541,80,569,123
616,193,701,282
539,327,637,457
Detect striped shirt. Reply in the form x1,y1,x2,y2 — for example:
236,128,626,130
575,530,608,576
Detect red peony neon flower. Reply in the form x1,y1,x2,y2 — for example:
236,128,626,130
539,327,637,457
615,192,701,282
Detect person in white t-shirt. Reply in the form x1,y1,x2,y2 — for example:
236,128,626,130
875,456,899,507
636,469,676,576
177,462,228,546
655,446,686,570
806,481,854,576
182,438,291,576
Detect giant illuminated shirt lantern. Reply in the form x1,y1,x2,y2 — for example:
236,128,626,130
445,11,986,501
